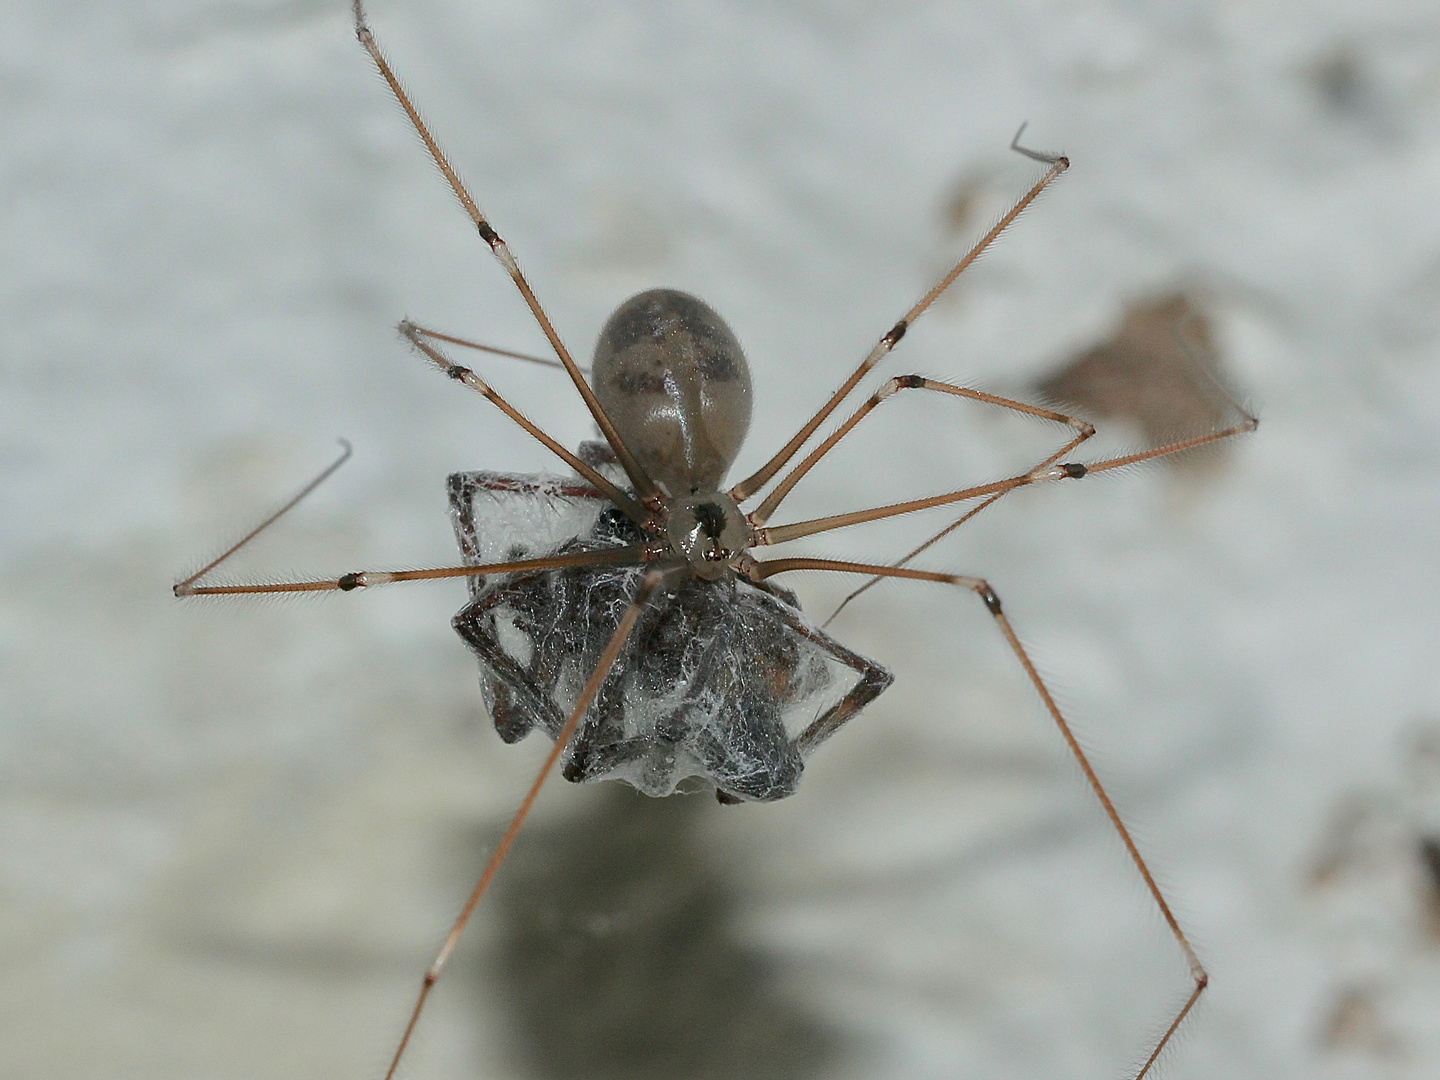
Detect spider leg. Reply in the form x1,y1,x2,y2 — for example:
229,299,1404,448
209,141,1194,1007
819,311,1257,623
352,1,660,503
401,322,647,523
748,375,1095,525
453,560,665,768
452,575,569,743
821,429,1092,628
403,321,578,374
756,415,1256,547
752,556,1207,1079
380,561,685,1080
1009,120,1066,165
750,589,894,758
729,141,1068,503
562,585,678,784
174,546,646,597
173,439,351,593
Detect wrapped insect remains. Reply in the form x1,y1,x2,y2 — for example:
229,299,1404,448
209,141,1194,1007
448,455,893,803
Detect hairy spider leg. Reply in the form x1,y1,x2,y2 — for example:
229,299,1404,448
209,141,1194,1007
823,325,1258,625
403,321,574,373
353,0,662,505
749,375,1096,526
821,429,1092,628
173,439,352,595
175,547,646,597
379,562,684,1080
170,441,643,600
400,322,647,522
752,556,1206,1080
754,415,1257,547
729,134,1069,504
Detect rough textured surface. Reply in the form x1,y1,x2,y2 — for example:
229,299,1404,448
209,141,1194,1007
4,2,1440,1079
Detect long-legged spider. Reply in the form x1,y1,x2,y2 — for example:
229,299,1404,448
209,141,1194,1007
175,3,1256,1076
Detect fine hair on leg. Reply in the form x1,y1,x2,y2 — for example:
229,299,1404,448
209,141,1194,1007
729,128,1069,505
351,0,661,504
752,416,1256,548
398,320,647,523
173,439,353,596
749,374,1096,527
402,321,576,374
376,561,685,1080
751,556,1207,1079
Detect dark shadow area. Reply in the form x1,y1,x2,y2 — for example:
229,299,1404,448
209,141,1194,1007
484,785,843,1080
1036,292,1244,477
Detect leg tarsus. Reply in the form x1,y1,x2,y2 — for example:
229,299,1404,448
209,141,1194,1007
729,149,1070,504
173,439,352,595
400,319,576,373
1010,121,1069,168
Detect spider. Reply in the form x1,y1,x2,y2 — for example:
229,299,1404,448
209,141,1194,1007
174,3,1256,1077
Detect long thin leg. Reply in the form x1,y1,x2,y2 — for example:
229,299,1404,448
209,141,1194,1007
729,134,1069,504
751,556,1207,1079
379,561,684,1080
173,439,352,594
757,466,1086,548
404,321,573,373
821,430,1092,628
820,317,1259,623
400,321,648,524
748,374,1094,525
757,416,1257,547
351,1,660,504
173,546,646,597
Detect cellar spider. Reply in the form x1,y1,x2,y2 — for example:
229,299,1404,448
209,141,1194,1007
174,2,1257,1076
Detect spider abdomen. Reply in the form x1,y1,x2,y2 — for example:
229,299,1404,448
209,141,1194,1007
592,288,753,497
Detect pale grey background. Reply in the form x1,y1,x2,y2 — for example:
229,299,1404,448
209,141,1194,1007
4,1,1440,1078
